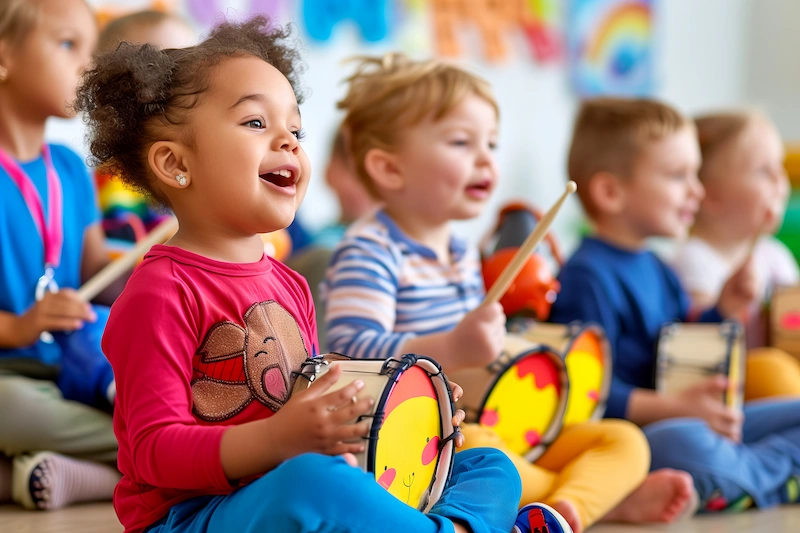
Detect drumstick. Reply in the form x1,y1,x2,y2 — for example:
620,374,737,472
483,181,577,306
78,216,179,302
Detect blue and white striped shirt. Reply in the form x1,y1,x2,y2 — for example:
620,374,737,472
322,210,484,360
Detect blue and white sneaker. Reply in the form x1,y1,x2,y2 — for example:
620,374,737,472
513,503,573,533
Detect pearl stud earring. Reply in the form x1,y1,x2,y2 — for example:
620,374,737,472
175,173,187,187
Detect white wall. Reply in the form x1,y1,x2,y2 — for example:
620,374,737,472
51,0,776,252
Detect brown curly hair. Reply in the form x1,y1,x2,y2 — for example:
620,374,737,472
75,16,305,205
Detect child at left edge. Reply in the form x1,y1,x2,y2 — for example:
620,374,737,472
0,0,120,510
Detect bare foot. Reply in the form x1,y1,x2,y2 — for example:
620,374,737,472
602,469,697,524
552,500,582,533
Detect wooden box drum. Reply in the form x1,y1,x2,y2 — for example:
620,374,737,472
448,334,569,462
515,321,611,427
292,353,456,512
655,321,746,410
771,286,800,359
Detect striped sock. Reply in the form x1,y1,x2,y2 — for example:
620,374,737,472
0,456,11,502
12,452,120,510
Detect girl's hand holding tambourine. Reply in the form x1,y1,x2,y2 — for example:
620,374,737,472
270,364,375,461
448,379,466,448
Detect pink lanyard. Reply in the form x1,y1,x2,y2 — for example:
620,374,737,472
0,145,63,269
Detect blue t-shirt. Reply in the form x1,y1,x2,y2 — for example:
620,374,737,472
0,144,100,365
549,236,723,419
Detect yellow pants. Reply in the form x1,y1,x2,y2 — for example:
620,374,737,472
459,419,649,529
745,347,800,401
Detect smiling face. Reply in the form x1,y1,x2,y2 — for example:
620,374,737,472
617,126,705,240
389,93,499,224
2,0,97,119
701,117,789,237
178,55,311,236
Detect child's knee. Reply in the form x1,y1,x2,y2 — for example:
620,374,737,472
270,454,366,503
645,420,723,470
0,377,44,412
455,447,522,502
598,419,651,463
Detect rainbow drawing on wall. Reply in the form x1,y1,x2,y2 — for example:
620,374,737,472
567,0,655,96
562,331,605,426
479,353,562,456
375,366,442,508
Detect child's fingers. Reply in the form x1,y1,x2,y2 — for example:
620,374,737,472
301,364,343,399
451,409,465,427
42,317,85,333
46,294,95,321
333,419,371,441
319,378,365,410
449,381,463,402
340,453,359,467
328,396,374,424
455,433,465,448
701,375,729,394
328,441,367,457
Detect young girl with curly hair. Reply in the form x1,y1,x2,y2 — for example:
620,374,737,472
77,15,550,533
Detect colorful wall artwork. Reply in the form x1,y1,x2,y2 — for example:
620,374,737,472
567,0,655,96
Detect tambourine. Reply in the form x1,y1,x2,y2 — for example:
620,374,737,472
448,334,568,461
292,353,457,512
655,321,746,410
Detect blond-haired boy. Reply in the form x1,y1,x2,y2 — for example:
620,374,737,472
323,57,695,533
551,97,800,512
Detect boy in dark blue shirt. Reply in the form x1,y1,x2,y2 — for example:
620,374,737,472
551,97,800,512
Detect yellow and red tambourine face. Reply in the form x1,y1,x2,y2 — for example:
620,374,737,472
563,329,606,426
375,365,442,509
479,349,567,457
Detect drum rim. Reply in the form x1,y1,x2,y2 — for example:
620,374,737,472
364,354,457,513
476,345,569,462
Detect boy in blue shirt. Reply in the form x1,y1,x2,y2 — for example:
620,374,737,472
551,97,800,512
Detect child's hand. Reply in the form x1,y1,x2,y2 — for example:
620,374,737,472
18,289,96,346
717,255,758,320
447,379,466,448
269,364,374,462
447,302,506,369
675,375,743,442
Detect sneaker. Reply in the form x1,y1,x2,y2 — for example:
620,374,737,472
513,503,573,533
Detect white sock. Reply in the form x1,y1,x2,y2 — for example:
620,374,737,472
12,452,120,510
0,456,11,502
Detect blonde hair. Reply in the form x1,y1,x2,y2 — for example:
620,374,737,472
0,0,42,48
97,10,190,54
567,97,691,217
337,52,498,197
695,110,764,183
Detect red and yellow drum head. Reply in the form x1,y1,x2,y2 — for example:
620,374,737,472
479,350,566,457
374,365,443,508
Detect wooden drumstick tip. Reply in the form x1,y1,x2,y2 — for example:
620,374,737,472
566,180,577,194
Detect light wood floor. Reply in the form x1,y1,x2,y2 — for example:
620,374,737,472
1,503,799,532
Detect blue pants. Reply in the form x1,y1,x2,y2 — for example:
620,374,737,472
644,398,800,510
54,305,115,411
145,449,522,533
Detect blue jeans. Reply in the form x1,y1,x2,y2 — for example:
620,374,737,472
145,448,521,533
644,398,800,509
55,305,114,411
